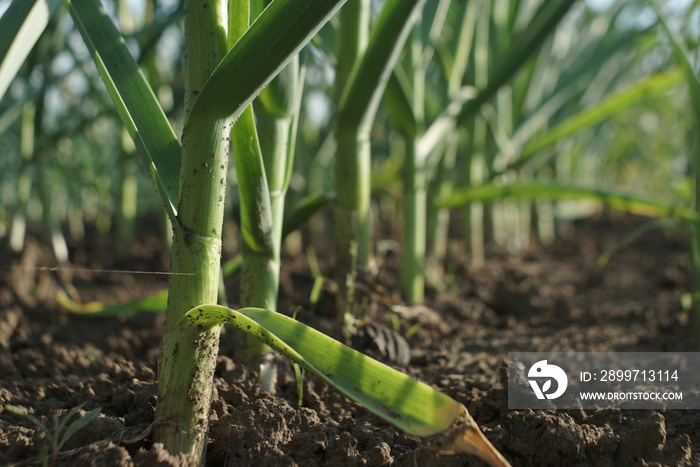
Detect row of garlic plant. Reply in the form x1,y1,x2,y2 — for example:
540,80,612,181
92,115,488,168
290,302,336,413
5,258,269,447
415,0,689,277
1,0,692,303
0,0,514,465
1,0,698,461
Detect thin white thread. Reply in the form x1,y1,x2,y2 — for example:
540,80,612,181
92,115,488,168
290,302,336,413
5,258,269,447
5,266,194,276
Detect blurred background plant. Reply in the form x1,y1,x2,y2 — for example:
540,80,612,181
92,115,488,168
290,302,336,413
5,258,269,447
0,0,696,314
0,0,184,261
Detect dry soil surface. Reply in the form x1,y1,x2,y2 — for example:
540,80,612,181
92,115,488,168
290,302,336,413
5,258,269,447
0,214,697,466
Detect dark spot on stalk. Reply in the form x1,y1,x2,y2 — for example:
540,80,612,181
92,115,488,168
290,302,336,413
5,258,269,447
174,343,179,357
202,162,208,168
192,90,199,96
193,169,197,175
246,325,251,330
203,3,208,8
182,225,194,246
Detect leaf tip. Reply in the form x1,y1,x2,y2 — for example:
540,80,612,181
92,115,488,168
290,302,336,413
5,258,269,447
429,405,511,467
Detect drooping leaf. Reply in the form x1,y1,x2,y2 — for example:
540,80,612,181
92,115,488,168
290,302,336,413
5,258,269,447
438,182,697,223
170,305,511,466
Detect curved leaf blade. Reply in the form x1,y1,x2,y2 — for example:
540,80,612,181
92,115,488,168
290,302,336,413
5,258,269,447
282,192,332,239
181,305,461,435
56,288,170,317
171,305,510,466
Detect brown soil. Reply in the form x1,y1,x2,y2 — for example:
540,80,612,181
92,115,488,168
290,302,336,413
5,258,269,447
0,214,698,466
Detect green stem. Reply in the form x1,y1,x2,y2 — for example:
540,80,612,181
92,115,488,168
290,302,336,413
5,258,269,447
400,26,426,304
334,0,424,316
230,0,300,362
9,101,35,252
334,126,372,314
116,131,137,243
333,0,370,317
401,136,426,303
154,0,230,460
229,0,275,361
336,0,369,98
693,155,700,338
426,132,456,286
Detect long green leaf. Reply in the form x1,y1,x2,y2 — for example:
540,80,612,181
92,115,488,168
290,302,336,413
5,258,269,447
439,182,697,223
186,0,347,128
231,106,273,254
56,288,169,317
649,0,700,330
180,305,461,435
228,0,268,257
173,305,511,466
0,0,62,100
66,0,181,221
